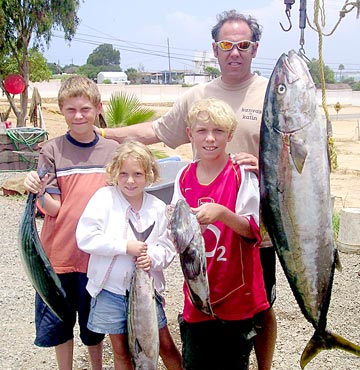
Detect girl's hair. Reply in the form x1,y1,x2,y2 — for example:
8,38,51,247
211,10,262,42
186,98,238,136
58,75,101,109
106,141,160,186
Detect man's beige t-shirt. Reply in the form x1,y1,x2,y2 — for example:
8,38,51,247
153,73,268,158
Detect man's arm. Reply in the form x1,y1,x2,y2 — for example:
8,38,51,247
97,121,160,145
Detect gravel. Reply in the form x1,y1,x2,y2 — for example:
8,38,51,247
1,172,360,370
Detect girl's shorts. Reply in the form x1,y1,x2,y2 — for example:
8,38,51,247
87,288,167,334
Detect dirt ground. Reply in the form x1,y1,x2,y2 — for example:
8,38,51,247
1,99,360,369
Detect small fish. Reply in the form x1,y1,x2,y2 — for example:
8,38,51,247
259,50,360,368
169,199,213,316
127,222,159,370
18,174,69,321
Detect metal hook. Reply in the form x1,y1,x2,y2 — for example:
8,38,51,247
298,47,310,63
280,9,293,31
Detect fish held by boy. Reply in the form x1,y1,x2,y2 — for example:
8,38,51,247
169,199,214,316
127,221,159,370
259,49,360,368
18,167,69,321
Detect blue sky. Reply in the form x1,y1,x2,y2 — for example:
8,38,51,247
42,0,360,77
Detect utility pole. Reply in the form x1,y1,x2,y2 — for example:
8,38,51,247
167,38,172,84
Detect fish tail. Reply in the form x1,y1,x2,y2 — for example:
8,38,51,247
300,330,360,369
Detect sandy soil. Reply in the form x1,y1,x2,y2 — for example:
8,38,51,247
1,99,360,370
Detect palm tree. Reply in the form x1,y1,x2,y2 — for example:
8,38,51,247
338,64,345,82
105,91,167,158
106,92,156,127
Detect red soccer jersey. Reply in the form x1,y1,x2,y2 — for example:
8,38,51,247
176,159,269,322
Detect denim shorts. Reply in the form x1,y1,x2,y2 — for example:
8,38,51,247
87,289,167,335
34,272,104,347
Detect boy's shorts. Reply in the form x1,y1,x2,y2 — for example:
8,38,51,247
259,246,276,306
178,314,256,370
34,272,104,348
87,288,167,335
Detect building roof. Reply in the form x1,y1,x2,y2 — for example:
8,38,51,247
325,83,352,90
97,71,127,77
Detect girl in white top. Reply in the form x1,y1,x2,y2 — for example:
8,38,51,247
76,141,181,370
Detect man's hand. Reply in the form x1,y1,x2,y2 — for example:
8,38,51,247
230,152,259,176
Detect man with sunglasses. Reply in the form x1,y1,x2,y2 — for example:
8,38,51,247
99,10,276,370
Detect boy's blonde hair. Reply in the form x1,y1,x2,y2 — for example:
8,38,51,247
186,98,238,135
106,141,160,186
58,75,101,109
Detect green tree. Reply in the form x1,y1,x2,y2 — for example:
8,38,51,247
352,81,360,91
87,44,120,67
47,62,62,75
4,48,52,82
307,58,335,85
105,92,166,158
342,77,355,89
78,44,121,80
338,64,345,82
0,0,80,126
204,66,221,79
106,92,156,128
125,68,140,84
63,64,79,74
77,64,102,80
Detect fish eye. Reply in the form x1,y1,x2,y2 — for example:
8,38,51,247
277,84,286,94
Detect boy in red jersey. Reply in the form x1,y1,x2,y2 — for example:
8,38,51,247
171,98,269,370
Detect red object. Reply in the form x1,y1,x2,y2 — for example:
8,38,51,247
3,74,26,94
4,121,12,128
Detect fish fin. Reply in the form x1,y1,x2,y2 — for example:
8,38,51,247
300,330,360,369
289,135,308,174
129,220,155,242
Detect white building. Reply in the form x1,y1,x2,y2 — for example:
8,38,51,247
97,71,130,84
184,73,210,85
193,51,218,73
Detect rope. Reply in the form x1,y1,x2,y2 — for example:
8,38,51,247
312,0,338,170
307,0,360,36
4,127,48,171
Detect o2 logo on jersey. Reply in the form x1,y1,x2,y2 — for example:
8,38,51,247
203,224,226,262
198,197,226,261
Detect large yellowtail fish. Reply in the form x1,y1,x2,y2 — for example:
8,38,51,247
259,50,360,368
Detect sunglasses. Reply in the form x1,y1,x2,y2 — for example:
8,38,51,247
216,40,255,51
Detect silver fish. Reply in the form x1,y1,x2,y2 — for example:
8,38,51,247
18,192,69,321
127,222,159,370
259,50,360,368
128,268,159,370
169,199,213,316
